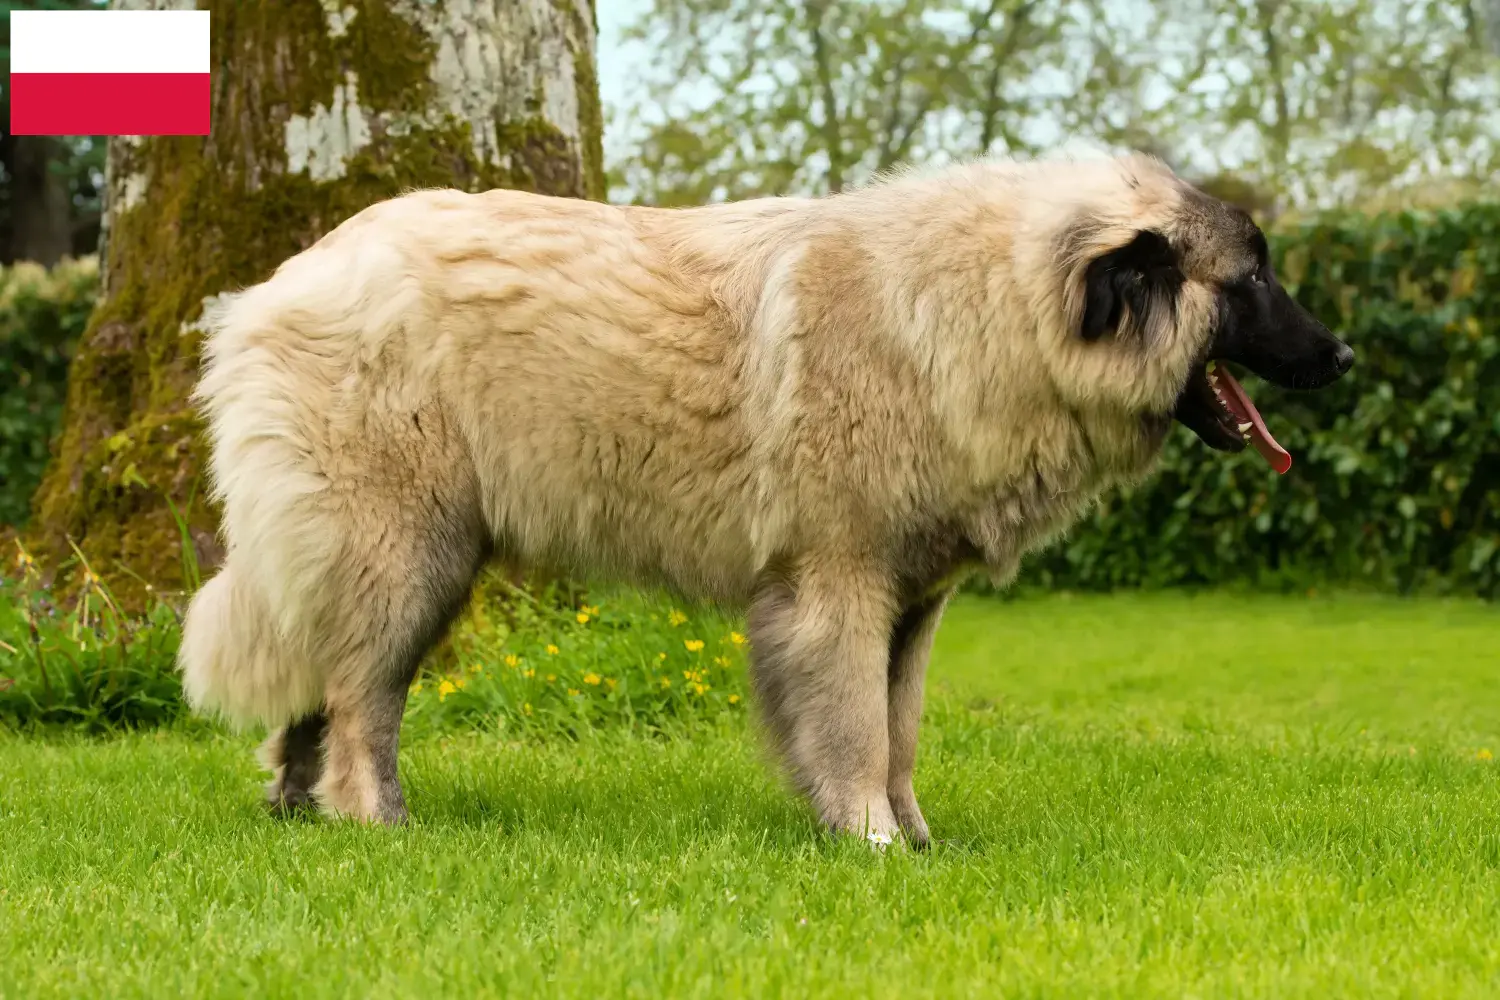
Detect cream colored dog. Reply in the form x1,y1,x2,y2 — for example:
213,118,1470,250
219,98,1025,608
179,152,1353,846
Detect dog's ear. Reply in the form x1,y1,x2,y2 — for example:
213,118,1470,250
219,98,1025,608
1079,230,1182,341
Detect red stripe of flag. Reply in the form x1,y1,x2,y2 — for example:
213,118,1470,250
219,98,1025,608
10,73,211,136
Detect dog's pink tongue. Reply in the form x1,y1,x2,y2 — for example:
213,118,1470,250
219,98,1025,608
1210,364,1293,475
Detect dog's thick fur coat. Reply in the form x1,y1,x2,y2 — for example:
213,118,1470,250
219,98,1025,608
181,153,1301,842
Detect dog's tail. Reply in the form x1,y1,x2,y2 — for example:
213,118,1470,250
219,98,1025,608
178,562,324,730
176,210,431,729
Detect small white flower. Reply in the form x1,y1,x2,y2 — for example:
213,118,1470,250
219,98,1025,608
867,829,893,849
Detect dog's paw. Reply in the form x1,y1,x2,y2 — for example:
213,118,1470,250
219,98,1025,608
890,791,931,850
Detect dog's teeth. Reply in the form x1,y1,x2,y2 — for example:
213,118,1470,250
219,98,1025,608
1238,422,1252,433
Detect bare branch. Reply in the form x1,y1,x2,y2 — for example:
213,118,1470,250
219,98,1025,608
806,0,846,193
880,0,1009,171
1255,0,1292,172
870,0,931,169
979,0,1039,153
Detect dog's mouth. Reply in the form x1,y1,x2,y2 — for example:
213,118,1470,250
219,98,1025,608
1173,360,1292,474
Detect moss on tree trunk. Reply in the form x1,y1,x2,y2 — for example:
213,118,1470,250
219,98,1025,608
27,0,604,609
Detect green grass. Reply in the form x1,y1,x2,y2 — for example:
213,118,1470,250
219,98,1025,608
4,591,1500,997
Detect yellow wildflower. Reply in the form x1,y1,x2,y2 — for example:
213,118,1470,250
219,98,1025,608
523,703,533,716
658,652,667,661
568,688,580,697
728,694,740,705
584,673,601,686
605,678,618,691
523,668,535,679
546,674,556,683
668,609,688,627
729,631,746,646
504,654,521,668
576,612,590,624
546,644,560,655
469,663,483,674
410,681,424,695
684,639,705,653
661,677,672,689
437,679,456,700
583,604,600,616
713,656,730,668
1479,749,1494,761
454,677,467,690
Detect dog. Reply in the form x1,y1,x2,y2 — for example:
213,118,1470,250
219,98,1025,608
178,152,1354,846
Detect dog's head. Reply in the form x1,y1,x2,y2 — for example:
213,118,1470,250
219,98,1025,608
1044,156,1353,474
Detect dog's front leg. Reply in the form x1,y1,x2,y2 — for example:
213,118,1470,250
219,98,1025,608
886,590,952,849
747,563,901,845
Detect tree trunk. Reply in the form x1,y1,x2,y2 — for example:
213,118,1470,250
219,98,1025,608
7,135,73,267
26,0,605,609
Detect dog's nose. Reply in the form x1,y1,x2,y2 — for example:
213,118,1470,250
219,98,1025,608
1333,342,1354,375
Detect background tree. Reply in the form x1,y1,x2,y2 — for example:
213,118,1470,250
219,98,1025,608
1483,0,1500,54
610,0,1500,213
611,0,1101,204
25,0,605,607
1172,0,1500,214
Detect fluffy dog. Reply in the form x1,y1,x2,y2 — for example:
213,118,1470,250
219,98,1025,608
179,152,1353,845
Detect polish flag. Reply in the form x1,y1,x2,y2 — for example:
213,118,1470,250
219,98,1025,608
9,9,211,136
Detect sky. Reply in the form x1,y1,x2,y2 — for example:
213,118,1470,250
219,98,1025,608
595,0,654,160
595,1,643,97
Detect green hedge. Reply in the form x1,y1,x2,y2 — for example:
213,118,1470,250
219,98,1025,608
1018,203,1500,596
3,206,1498,595
0,257,98,528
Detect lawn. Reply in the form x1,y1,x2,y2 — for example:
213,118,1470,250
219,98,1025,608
4,591,1500,998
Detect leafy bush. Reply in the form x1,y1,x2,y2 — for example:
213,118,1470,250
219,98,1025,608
406,577,750,737
1015,203,1500,596
0,256,99,527
0,552,750,735
0,541,187,731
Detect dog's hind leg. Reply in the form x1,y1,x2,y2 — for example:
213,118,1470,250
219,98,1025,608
299,400,489,824
259,711,328,815
318,669,420,825
748,562,901,844
312,532,485,824
311,498,488,824
885,591,951,849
